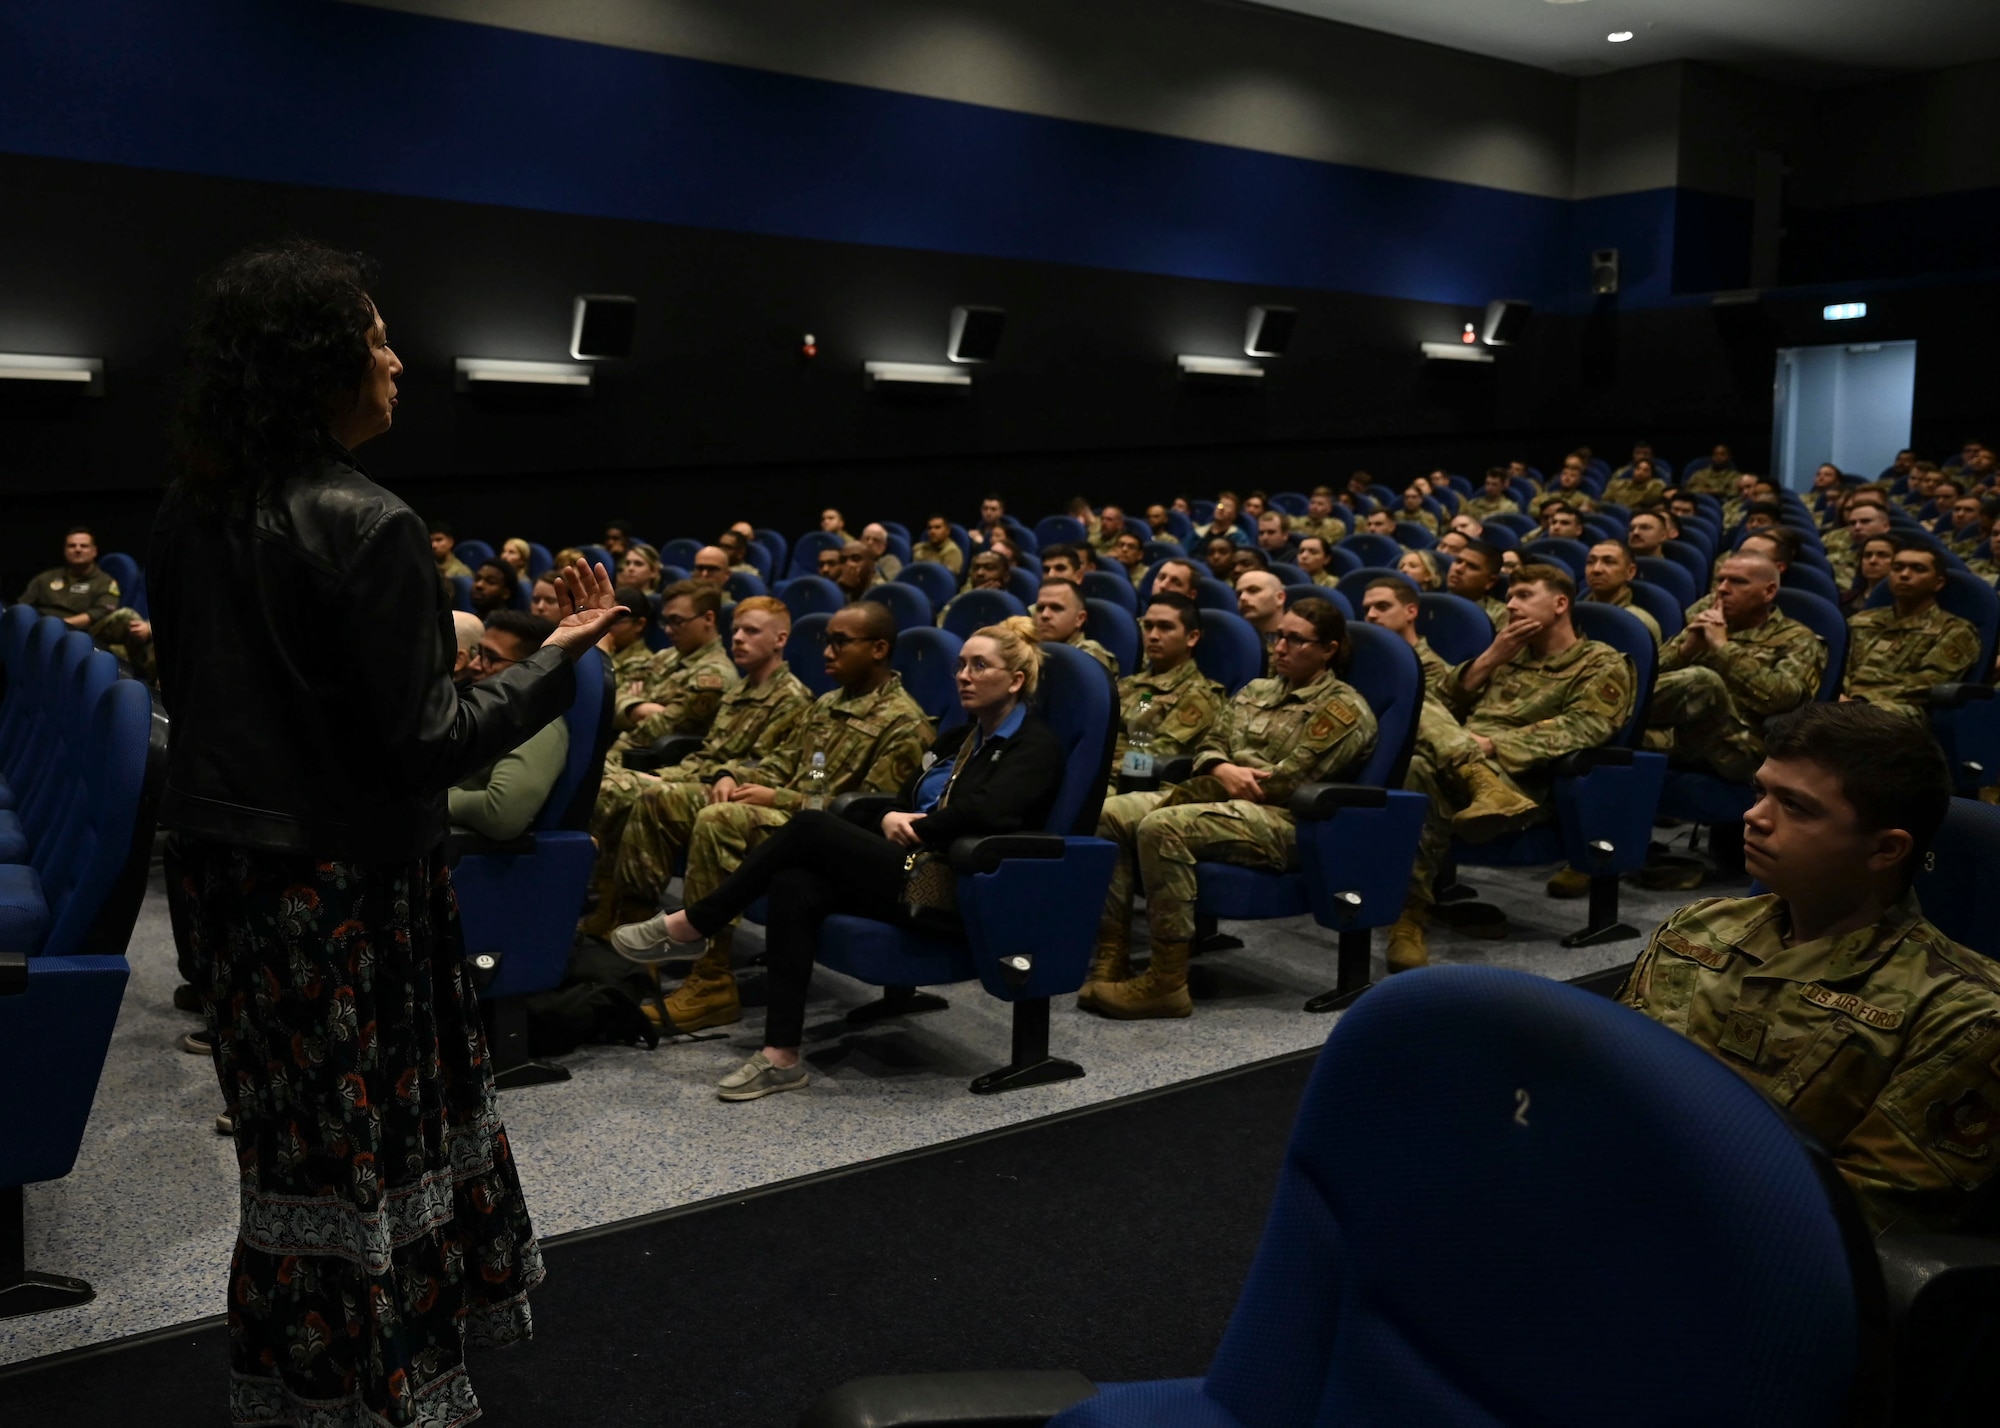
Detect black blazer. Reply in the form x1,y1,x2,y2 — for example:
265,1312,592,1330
896,712,1065,848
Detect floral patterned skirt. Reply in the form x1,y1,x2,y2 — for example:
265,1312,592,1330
166,838,544,1428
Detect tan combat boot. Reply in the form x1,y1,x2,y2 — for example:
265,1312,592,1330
1545,867,1592,898
1086,939,1193,1020
1451,764,1541,843
1077,928,1133,1008
1386,905,1429,972
577,864,627,939
659,930,742,1031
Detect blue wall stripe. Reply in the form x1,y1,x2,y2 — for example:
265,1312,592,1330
1,0,1682,308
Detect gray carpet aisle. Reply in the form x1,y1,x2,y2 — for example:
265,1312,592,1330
1,862,1739,1367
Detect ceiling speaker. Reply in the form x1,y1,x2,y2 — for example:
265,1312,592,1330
1590,249,1621,296
1481,299,1531,346
570,295,638,360
948,306,1006,363
1244,305,1297,356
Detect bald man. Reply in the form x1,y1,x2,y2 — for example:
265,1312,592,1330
690,545,733,591
862,522,902,582
1645,553,1826,785
1236,570,1286,668
450,609,484,687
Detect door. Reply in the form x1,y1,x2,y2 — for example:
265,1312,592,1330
1771,340,1917,491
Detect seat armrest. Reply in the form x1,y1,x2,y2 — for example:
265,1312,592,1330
1926,682,1996,709
831,793,900,830
0,951,25,996
1288,782,1388,820
621,734,705,773
799,1371,1096,1428
1877,1232,2000,1325
1153,755,1196,785
1551,745,1637,778
443,827,538,866
947,833,1067,874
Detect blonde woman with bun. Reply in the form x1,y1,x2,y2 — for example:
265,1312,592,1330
500,536,534,578
615,614,1068,1102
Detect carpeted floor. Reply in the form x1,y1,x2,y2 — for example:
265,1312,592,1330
1,1051,1321,1428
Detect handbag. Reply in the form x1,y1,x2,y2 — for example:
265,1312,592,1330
897,726,997,931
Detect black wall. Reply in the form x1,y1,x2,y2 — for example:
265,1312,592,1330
3,150,1996,588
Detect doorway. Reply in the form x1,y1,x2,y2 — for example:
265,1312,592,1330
1771,340,1917,491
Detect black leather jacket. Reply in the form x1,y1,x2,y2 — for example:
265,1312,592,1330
148,452,576,862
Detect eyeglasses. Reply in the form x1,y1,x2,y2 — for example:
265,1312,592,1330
659,613,700,630
693,564,728,575
824,632,880,653
1271,631,1329,647
472,645,519,669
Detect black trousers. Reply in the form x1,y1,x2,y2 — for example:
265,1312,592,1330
686,810,926,1048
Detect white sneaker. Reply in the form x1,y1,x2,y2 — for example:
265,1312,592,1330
716,1054,808,1101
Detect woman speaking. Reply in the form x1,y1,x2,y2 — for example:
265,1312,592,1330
149,239,620,1427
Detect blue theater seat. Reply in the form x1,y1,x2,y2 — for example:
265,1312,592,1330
0,664,164,1319
754,528,788,575
942,589,1027,642
0,633,115,868
811,641,1120,1094
97,552,150,621
1454,602,1668,947
861,581,934,632
1193,609,1263,695
789,530,846,579
724,571,768,603
1265,561,1306,586
896,561,959,610
1781,564,1842,603
1486,511,1536,538
1006,567,1040,606
1183,622,1429,1012
1392,521,1435,549
450,648,614,1089
1877,572,2000,793
1085,599,1140,676
526,542,554,578
453,538,495,569
1334,566,1404,608
1034,515,1087,548
1080,570,1138,614
1521,537,1590,579
1621,579,1685,640
1415,591,1493,664
1634,555,1698,610
661,537,704,570
893,626,963,724
1269,492,1308,516
1285,585,1352,620
780,574,847,621
807,966,1886,1428
1341,533,1401,568
1658,539,1710,593
786,614,839,698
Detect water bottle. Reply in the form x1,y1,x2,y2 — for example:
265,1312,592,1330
804,750,828,810
1119,694,1157,790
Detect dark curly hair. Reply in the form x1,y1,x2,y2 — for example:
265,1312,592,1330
171,237,381,507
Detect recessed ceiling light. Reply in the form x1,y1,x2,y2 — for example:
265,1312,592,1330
1607,30,1634,42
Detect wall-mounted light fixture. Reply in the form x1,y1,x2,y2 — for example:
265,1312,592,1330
864,361,971,388
0,352,103,394
1822,302,1868,322
455,358,594,391
1244,306,1296,357
948,307,1006,363
571,295,638,360
1178,355,1263,380
1419,342,1495,364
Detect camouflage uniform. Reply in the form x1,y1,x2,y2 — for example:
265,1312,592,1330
1068,630,1121,677
1108,658,1227,790
1404,637,1636,905
1843,603,1981,720
1288,515,1349,546
19,565,153,677
677,676,932,948
607,637,737,766
1411,636,1453,701
1645,609,1825,781
1940,525,1987,561
1530,487,1596,516
438,555,472,581
1822,527,1860,588
1620,892,2000,1234
1683,465,1739,497
1601,475,1666,509
1097,669,1377,946
594,667,814,890
913,538,964,576
1309,570,1341,589
1583,584,1661,643
606,637,653,693
1474,593,1509,631
1461,494,1520,522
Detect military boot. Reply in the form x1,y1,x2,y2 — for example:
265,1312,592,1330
1077,928,1132,1008
1451,763,1541,843
1545,867,1592,898
1386,906,1429,972
1085,939,1193,1020
578,864,631,939
659,931,742,1031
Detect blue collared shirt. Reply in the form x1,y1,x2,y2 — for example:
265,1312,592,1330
915,703,1026,812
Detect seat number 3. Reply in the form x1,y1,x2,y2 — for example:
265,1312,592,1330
1513,1088,1531,1127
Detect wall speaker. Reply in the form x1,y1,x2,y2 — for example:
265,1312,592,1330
1590,249,1620,296
948,306,1006,363
1244,305,1296,356
1480,299,1531,346
570,295,638,360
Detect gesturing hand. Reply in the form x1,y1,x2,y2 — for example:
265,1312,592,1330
542,559,625,660
1492,617,1544,660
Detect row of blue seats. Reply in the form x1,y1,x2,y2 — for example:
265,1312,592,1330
0,605,167,1320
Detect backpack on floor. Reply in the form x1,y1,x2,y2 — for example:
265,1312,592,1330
523,939,664,1057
